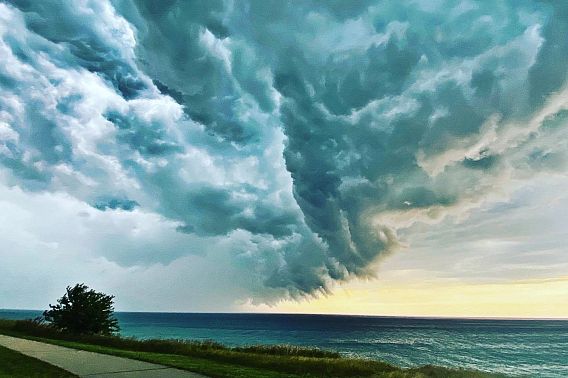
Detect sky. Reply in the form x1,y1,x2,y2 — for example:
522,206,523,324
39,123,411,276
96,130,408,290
0,0,567,317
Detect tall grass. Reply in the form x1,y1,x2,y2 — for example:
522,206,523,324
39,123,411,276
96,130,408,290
0,319,500,377
1,319,396,377
234,344,340,358
3,319,336,357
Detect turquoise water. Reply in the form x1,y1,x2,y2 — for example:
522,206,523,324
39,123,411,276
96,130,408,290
2,310,567,377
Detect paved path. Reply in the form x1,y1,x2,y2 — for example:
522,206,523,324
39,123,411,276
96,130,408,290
0,334,206,377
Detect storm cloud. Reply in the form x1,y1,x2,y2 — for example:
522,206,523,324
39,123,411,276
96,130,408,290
1,0,568,305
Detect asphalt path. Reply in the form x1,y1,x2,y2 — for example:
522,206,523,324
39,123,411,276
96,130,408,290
0,334,206,377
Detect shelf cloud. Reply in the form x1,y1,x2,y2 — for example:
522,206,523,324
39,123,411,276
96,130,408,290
1,0,567,307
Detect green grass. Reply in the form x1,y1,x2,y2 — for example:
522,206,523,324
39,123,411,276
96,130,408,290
0,319,503,378
0,344,76,377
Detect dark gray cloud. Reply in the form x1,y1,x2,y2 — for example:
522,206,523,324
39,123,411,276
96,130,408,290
1,0,568,302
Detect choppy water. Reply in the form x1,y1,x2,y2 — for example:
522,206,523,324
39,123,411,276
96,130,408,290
2,310,566,377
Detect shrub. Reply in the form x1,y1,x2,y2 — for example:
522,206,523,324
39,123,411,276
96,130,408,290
43,283,119,335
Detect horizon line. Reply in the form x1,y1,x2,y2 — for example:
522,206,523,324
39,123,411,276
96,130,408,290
2,308,567,321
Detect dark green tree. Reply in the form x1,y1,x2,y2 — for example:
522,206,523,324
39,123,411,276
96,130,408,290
43,283,120,335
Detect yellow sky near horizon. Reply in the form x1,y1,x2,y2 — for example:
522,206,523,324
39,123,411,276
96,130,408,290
239,177,568,319
243,276,568,318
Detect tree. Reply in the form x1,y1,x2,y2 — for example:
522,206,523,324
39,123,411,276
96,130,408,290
43,283,120,335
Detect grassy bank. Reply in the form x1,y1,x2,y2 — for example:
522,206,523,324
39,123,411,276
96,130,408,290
0,319,500,378
0,344,76,377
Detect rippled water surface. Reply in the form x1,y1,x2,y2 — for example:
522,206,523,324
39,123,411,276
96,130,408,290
2,310,566,377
